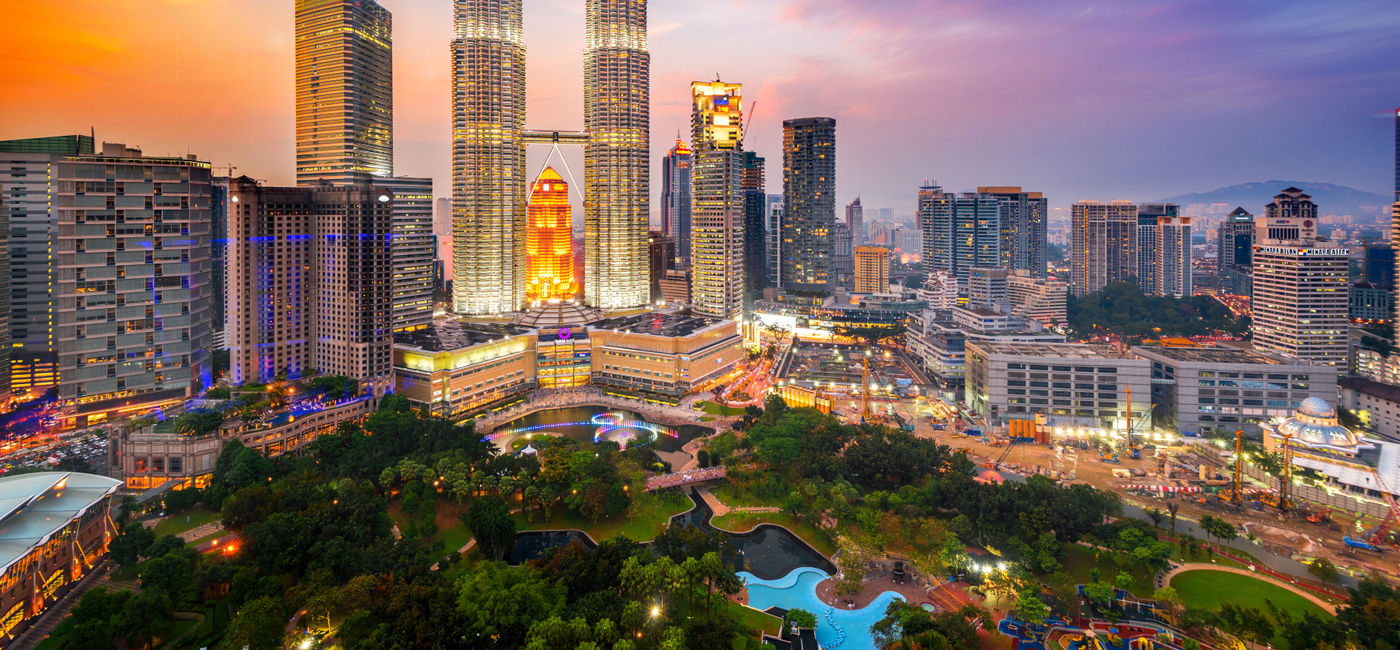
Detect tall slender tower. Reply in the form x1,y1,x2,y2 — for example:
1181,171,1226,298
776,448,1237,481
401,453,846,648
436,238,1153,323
526,168,578,303
294,0,393,185
690,80,745,320
661,140,692,268
781,117,836,295
584,0,650,310
452,0,527,315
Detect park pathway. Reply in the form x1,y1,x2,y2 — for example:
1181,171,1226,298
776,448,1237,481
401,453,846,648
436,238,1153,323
697,487,780,518
1157,562,1338,615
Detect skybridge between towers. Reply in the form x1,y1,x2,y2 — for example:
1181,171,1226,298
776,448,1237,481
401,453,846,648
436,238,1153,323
522,130,590,146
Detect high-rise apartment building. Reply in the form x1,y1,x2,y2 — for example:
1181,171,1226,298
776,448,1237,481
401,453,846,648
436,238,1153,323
742,152,767,297
225,177,393,393
56,144,214,426
919,184,1001,280
689,80,745,320
1,135,96,399
452,0,527,315
1261,187,1318,242
846,197,864,244
1156,216,1192,298
1252,244,1348,366
781,117,836,295
294,0,393,185
1069,200,1137,296
978,187,1047,278
525,168,578,303
854,246,890,294
1393,109,1400,330
1135,204,1176,291
583,0,650,310
766,194,783,289
376,177,435,331
661,140,692,268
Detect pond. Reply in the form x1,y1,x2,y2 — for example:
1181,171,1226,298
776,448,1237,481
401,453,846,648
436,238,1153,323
486,406,708,454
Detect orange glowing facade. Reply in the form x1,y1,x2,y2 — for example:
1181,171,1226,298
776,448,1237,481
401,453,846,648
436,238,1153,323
527,168,578,302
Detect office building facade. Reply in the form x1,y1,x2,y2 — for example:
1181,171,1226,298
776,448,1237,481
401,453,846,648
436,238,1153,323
846,197,864,244
56,144,214,425
781,117,836,295
964,342,1151,428
854,246,890,294
766,194,783,289
451,0,527,315
831,223,854,290
742,151,767,297
525,168,578,303
0,135,95,398
375,176,435,331
294,0,393,185
1261,187,1319,242
583,0,650,310
647,231,675,303
689,80,745,319
1218,207,1254,295
661,139,692,268
1252,244,1349,366
225,177,393,394
967,267,1009,311
1069,200,1137,296
978,186,1047,278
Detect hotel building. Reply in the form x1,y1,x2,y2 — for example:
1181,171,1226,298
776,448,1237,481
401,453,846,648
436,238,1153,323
224,177,393,394
376,176,435,332
853,246,890,294
689,80,745,320
1251,244,1349,366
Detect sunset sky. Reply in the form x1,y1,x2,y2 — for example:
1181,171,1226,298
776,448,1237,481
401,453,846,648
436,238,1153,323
3,0,1398,222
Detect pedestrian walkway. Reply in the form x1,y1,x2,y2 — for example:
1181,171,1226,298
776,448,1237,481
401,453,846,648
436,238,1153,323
696,486,781,517
178,522,222,542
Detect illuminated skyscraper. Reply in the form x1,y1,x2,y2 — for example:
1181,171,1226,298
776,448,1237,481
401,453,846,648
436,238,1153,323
690,80,745,320
661,140,692,268
526,168,578,303
977,186,1046,278
452,0,527,315
294,0,393,185
742,151,767,297
584,0,650,310
376,176,436,331
781,117,836,295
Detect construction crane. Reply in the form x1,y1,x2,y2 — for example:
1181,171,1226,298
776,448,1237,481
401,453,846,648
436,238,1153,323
1347,466,1400,550
1232,429,1244,503
1278,433,1295,512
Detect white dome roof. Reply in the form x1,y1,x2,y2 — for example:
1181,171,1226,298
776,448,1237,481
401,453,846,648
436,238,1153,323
1296,397,1335,419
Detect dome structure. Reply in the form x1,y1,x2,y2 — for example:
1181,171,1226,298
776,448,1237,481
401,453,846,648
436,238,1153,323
1273,398,1363,452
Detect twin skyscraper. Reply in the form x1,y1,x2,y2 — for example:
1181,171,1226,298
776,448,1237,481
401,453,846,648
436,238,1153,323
452,0,651,316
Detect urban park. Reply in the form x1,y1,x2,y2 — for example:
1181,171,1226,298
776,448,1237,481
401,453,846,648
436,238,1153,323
37,393,1400,650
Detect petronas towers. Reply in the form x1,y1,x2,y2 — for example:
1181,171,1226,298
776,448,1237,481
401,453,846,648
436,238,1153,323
452,0,650,315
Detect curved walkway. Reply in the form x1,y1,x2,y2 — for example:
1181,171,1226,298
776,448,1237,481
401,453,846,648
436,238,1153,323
1160,563,1338,615
473,387,738,432
697,487,780,517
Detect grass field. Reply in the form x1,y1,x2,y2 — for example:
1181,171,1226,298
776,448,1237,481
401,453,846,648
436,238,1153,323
696,401,747,416
1171,569,1330,648
711,511,838,557
1061,544,1156,596
513,491,693,543
152,507,221,538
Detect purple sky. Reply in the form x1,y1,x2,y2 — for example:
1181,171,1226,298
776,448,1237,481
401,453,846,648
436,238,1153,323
4,0,1397,223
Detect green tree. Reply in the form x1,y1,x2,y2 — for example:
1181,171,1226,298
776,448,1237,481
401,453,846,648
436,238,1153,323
108,521,156,566
787,608,817,630
457,561,566,647
219,595,286,650
116,590,174,649
463,495,517,559
1307,557,1338,583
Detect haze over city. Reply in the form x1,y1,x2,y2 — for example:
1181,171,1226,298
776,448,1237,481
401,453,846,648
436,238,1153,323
5,0,1399,216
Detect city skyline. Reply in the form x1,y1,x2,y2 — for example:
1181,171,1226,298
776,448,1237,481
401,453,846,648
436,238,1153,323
5,0,1398,220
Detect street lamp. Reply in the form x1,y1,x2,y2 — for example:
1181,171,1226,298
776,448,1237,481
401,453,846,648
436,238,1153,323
650,605,662,619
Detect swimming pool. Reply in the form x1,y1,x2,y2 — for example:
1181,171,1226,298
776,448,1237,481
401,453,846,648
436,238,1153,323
739,567,904,649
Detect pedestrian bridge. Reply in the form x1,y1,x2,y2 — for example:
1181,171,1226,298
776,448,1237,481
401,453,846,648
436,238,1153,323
644,466,726,492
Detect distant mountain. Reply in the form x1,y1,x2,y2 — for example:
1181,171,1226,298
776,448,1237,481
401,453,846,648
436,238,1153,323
1161,181,1390,220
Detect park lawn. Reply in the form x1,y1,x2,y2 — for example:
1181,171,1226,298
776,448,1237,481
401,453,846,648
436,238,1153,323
151,507,221,538
1170,569,1330,649
1061,544,1156,596
389,497,476,554
711,511,838,557
729,601,783,637
513,491,693,543
696,400,747,416
711,484,775,509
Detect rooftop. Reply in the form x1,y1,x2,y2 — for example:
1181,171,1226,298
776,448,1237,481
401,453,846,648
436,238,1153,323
0,472,120,573
968,341,1137,359
589,310,725,338
1132,345,1296,365
394,319,533,353
1340,376,1400,404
